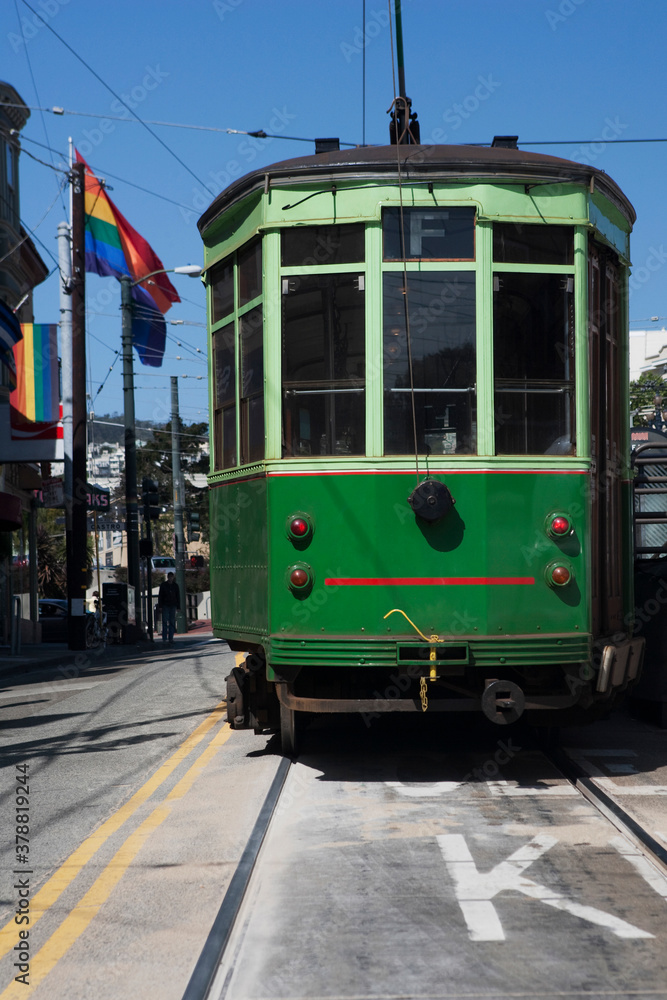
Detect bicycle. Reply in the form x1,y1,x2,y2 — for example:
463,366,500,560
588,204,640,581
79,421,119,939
86,601,107,650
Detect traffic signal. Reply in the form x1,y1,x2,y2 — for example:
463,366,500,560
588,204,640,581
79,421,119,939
188,510,201,542
142,477,160,520
189,555,205,569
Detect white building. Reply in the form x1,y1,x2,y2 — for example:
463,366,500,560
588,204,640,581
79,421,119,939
630,327,667,381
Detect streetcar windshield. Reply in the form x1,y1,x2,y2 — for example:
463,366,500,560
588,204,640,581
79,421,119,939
383,272,477,455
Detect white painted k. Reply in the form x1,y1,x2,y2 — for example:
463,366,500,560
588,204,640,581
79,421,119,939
437,833,653,942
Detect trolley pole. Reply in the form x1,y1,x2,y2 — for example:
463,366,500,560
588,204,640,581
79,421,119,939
171,376,187,634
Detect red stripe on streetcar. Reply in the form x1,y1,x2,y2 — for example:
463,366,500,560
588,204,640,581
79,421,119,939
325,577,535,586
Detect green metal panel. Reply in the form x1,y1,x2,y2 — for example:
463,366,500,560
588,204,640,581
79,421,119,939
267,470,590,647
202,194,264,267
209,475,268,638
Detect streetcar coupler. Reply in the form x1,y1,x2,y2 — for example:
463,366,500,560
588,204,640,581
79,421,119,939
481,679,526,725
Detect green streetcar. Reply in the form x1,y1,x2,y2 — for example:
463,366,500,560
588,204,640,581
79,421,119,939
198,138,643,754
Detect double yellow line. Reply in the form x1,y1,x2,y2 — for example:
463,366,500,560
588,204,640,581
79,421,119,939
0,702,231,998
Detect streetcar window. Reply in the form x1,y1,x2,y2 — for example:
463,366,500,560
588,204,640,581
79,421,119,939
493,273,575,455
383,272,477,455
238,240,262,306
213,322,236,469
383,208,475,260
240,306,264,464
210,259,234,323
281,224,365,266
282,274,365,456
493,224,573,265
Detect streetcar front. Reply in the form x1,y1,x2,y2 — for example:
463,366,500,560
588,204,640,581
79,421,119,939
199,144,642,749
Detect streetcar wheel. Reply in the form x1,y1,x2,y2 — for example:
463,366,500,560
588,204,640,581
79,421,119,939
279,701,298,757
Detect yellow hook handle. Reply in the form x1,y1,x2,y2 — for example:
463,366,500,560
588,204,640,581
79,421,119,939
383,608,440,643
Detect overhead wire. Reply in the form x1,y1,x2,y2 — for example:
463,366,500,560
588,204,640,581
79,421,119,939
13,0,69,221
7,100,667,149
0,99,357,147
19,0,207,187
0,175,66,267
15,133,196,211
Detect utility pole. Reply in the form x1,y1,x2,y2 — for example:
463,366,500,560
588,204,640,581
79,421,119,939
171,376,187,634
67,160,88,650
121,275,142,633
58,222,73,508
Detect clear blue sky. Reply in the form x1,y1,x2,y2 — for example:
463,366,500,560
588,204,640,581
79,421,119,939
3,0,666,421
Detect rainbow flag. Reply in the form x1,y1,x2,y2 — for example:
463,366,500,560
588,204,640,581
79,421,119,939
0,298,22,388
11,324,60,422
76,150,180,367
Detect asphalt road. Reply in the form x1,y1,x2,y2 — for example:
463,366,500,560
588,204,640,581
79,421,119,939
215,716,667,1000
0,637,282,1000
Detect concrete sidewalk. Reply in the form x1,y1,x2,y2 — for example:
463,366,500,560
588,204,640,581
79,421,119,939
0,620,215,678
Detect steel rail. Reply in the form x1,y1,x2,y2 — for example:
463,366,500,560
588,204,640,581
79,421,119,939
548,747,667,877
181,756,291,1000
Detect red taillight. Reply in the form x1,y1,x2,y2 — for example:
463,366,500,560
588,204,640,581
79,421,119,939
290,567,308,587
546,511,573,539
287,563,313,592
286,512,313,542
545,561,573,587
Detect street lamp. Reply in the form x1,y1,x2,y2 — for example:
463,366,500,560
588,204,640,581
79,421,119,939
120,265,202,635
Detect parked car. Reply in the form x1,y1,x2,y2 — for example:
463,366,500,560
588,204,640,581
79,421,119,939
39,599,96,645
151,556,176,571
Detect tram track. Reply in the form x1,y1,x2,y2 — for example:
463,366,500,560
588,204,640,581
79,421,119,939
183,723,667,1000
182,756,292,1000
547,745,667,878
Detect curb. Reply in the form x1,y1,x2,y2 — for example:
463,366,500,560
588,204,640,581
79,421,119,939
0,631,217,680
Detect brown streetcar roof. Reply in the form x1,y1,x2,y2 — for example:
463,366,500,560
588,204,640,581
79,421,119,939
197,143,635,234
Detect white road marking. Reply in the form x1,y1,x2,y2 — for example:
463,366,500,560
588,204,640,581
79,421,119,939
595,778,667,796
565,748,638,777
385,780,463,797
0,681,100,700
487,780,578,797
610,836,667,899
437,833,653,942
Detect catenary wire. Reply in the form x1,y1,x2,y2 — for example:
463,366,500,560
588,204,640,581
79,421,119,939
13,0,69,221
18,0,207,187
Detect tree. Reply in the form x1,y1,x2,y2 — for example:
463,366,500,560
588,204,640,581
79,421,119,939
128,418,209,548
35,508,94,596
630,372,667,427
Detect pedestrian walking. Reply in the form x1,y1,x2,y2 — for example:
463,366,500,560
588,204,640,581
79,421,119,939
157,572,180,646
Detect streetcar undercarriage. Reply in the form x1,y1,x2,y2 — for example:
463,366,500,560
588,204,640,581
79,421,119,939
226,634,644,742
